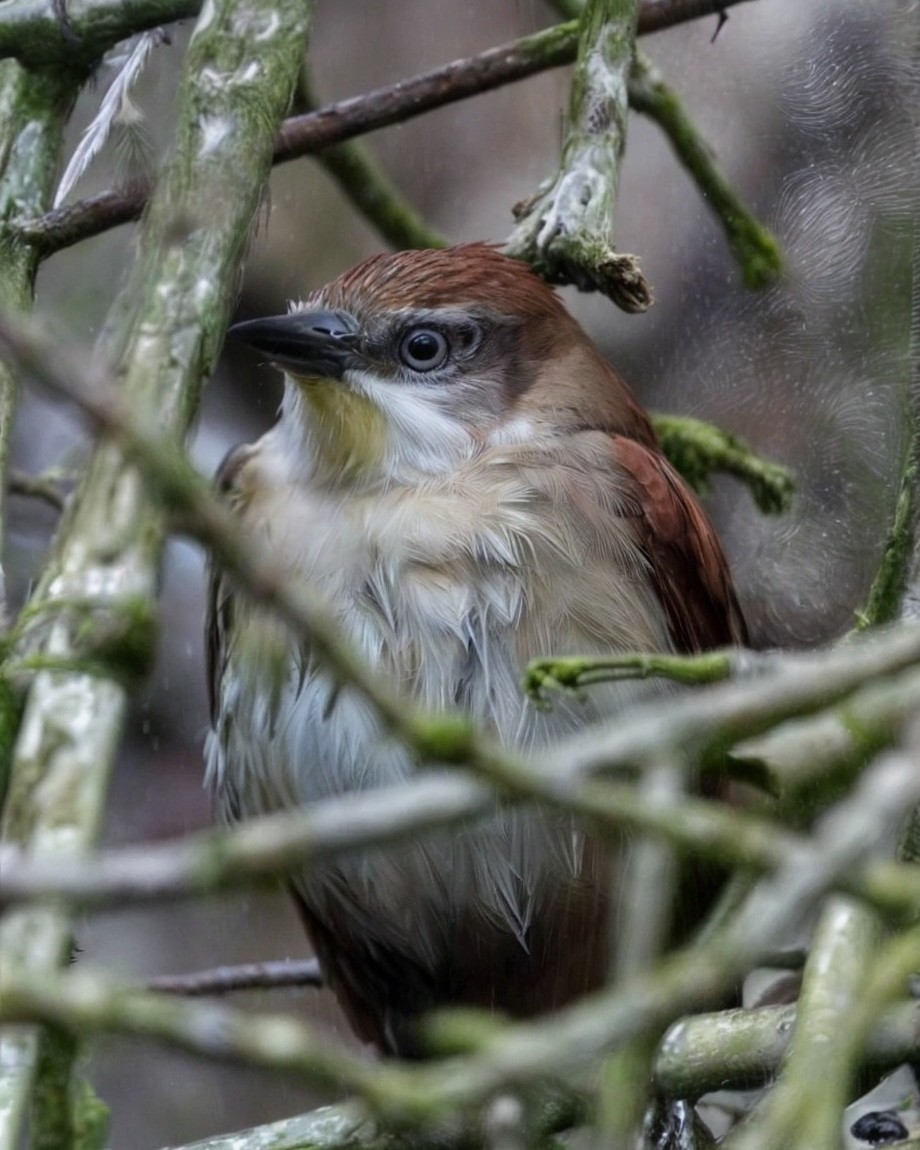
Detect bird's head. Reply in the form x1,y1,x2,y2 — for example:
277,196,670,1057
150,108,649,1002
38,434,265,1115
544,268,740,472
227,244,654,487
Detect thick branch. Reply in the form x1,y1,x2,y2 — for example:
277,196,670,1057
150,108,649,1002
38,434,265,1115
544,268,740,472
655,999,920,1099
505,0,650,312
158,1104,369,1150
0,0,200,68
0,63,82,634
0,1,312,1145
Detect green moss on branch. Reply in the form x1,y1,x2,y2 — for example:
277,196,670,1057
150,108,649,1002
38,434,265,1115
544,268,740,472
653,413,794,514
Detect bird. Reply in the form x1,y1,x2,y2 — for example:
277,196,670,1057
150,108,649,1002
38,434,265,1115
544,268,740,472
205,243,747,1057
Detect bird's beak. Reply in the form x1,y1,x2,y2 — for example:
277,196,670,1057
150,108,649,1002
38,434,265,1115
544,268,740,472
226,309,360,378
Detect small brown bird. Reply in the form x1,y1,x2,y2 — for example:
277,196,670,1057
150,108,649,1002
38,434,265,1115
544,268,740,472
206,244,746,1056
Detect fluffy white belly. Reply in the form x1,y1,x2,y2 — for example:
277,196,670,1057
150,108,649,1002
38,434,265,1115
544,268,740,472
205,470,666,966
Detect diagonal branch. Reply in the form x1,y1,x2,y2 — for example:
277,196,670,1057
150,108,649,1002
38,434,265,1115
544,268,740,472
17,1,759,259
1,746,914,1121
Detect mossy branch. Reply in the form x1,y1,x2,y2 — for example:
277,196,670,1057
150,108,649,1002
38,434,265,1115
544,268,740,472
729,898,883,1150
525,648,736,702
297,70,447,251
629,49,782,289
0,0,312,1145
653,413,794,514
505,0,651,312
855,421,918,631
2,748,914,1122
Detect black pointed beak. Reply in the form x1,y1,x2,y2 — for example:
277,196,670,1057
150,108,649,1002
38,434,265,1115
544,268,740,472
226,309,360,378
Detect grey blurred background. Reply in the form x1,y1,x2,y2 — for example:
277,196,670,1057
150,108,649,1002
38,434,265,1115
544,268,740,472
5,0,918,1145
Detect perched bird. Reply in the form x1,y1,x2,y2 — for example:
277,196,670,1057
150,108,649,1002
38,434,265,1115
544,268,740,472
205,244,746,1057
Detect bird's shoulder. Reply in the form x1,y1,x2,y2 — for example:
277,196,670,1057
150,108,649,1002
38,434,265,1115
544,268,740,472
502,428,747,653
594,431,747,651
205,442,263,724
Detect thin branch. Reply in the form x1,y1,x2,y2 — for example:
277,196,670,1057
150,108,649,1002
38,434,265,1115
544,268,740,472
2,732,919,920
525,648,737,701
637,0,755,34
16,1,758,259
628,49,782,288
855,417,918,630
296,69,446,251
2,746,912,1120
7,468,67,512
147,958,323,996
0,0,753,69
735,664,920,801
505,0,651,312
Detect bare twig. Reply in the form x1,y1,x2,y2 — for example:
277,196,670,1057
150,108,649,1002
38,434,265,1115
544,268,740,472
7,468,66,512
148,959,323,996
15,1,758,258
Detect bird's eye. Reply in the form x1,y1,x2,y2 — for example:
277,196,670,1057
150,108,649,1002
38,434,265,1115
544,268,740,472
398,328,449,372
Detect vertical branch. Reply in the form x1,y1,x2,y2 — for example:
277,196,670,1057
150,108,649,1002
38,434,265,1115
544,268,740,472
0,60,85,1143
0,0,313,1144
0,62,83,629
727,898,883,1150
505,0,651,311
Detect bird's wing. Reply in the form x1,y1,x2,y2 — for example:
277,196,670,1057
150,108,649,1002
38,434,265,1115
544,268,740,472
205,444,253,726
608,434,748,653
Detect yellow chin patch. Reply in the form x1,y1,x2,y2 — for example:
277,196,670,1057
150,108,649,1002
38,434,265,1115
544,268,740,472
293,376,386,479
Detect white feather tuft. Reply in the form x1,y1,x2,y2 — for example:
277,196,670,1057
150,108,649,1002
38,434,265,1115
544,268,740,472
54,31,162,208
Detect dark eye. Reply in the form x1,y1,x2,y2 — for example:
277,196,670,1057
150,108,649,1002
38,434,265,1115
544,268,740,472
399,327,449,372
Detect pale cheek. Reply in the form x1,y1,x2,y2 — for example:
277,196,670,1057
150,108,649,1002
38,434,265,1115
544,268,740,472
349,371,476,475
487,416,536,447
